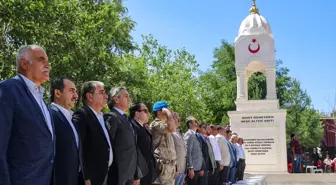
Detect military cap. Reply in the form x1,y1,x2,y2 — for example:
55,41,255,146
153,101,169,112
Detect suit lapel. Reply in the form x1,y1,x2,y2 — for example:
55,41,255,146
16,75,52,139
111,108,136,140
84,105,109,145
50,104,77,148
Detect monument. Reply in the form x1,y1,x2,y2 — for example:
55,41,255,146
228,0,288,173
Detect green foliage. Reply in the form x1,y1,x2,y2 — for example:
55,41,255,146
199,40,236,124
1,1,324,144
133,35,208,131
0,0,135,106
248,72,266,100
283,80,323,147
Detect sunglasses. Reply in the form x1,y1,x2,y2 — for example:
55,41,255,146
138,109,149,113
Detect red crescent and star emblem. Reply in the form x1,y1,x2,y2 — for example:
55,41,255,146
248,38,260,54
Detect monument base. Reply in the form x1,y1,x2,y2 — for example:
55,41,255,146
236,173,336,185
228,101,287,173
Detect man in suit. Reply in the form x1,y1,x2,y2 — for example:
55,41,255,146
207,125,223,185
184,116,205,185
216,126,231,185
129,103,155,185
104,87,140,185
236,137,245,181
224,129,236,184
228,135,238,183
50,77,87,185
0,45,55,185
72,81,112,185
196,124,216,185
172,113,187,185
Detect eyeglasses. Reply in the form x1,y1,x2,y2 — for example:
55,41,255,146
138,109,149,113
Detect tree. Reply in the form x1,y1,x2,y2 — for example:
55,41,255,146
0,0,135,107
199,40,236,124
248,72,266,100
284,80,323,147
128,35,208,130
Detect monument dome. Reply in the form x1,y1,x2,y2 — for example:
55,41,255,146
237,1,272,39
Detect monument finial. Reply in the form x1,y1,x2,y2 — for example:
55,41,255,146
250,0,259,14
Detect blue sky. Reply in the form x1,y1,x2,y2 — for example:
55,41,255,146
124,0,335,113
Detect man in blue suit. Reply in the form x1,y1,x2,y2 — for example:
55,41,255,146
50,77,87,185
0,45,55,185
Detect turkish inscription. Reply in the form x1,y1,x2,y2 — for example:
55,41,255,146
244,138,275,156
240,116,274,123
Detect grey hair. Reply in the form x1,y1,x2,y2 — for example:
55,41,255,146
231,135,238,139
81,81,104,104
16,45,45,71
107,86,127,109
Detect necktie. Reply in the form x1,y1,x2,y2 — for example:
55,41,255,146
123,114,135,136
123,114,128,120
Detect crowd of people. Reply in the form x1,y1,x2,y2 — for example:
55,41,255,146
289,134,336,173
0,45,246,185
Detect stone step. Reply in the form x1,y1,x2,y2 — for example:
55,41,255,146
234,173,336,185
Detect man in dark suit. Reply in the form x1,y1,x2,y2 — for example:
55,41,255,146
50,77,87,185
184,116,205,185
129,103,156,185
196,124,217,185
72,81,112,185
0,45,55,185
104,87,142,185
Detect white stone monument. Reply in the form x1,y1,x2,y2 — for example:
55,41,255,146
228,1,287,173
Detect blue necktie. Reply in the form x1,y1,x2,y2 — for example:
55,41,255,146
123,114,135,136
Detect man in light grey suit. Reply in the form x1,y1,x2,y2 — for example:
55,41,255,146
172,113,187,185
216,126,231,185
184,116,205,185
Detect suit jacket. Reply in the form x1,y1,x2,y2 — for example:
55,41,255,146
104,108,140,185
206,137,217,172
228,142,237,167
172,129,187,173
50,104,84,185
184,129,205,171
216,134,231,166
130,118,156,184
72,105,110,185
196,133,216,172
0,75,55,185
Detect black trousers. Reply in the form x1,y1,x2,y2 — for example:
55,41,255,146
199,169,214,185
236,159,246,181
207,170,213,185
210,161,220,185
186,170,201,185
218,166,229,184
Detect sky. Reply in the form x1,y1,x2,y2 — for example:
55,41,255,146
124,0,336,113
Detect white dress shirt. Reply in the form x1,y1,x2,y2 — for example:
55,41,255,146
20,74,53,139
89,106,113,166
113,107,125,116
209,135,222,161
236,143,246,159
51,103,79,148
188,129,196,135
